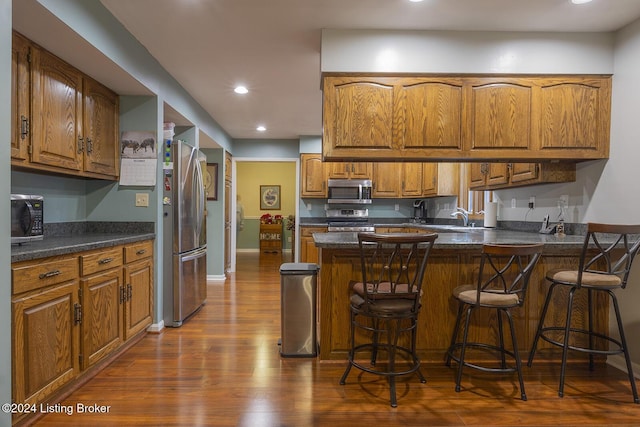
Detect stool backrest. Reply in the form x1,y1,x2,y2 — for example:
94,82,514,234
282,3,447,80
475,244,544,306
579,223,640,288
357,232,438,311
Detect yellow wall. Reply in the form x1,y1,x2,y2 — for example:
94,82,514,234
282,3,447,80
236,161,296,219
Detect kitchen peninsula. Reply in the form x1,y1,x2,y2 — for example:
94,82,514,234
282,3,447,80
313,226,607,362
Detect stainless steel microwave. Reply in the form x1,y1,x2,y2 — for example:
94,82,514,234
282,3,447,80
327,179,372,204
11,194,44,244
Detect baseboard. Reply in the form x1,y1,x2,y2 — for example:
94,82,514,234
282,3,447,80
147,320,164,333
207,274,227,283
607,354,640,379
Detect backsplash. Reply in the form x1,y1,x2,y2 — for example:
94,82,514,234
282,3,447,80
44,222,155,237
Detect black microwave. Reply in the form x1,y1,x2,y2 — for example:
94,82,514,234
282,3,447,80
327,179,372,204
11,194,44,244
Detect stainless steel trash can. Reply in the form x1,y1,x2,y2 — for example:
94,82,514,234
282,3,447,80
280,262,319,357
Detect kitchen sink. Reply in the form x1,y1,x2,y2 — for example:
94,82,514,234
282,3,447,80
421,224,490,232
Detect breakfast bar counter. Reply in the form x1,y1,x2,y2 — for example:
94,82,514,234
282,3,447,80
313,227,607,362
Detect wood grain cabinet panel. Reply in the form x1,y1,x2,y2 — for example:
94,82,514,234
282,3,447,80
12,280,80,406
11,31,119,180
30,46,84,172
322,74,611,162
11,32,30,163
300,153,327,198
11,240,154,423
299,227,327,264
81,268,123,369
323,78,395,153
397,79,463,151
123,257,153,340
469,162,575,191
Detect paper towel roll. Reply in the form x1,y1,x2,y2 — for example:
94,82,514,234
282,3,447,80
484,202,498,228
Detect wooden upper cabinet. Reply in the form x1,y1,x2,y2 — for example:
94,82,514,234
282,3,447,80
537,77,611,158
469,162,575,191
323,77,395,157
83,76,119,178
400,163,423,197
11,32,30,163
300,154,327,198
30,46,84,172
466,79,533,152
397,79,463,152
11,31,120,180
326,162,372,180
423,163,459,197
372,163,401,198
322,74,611,162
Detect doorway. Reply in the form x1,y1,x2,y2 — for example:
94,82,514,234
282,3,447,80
231,158,299,272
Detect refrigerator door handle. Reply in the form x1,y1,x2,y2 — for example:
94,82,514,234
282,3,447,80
194,157,205,240
181,246,207,262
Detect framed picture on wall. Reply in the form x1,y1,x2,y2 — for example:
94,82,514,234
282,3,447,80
205,163,218,200
260,185,281,210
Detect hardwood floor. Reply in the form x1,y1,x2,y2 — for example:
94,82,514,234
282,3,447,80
34,252,640,426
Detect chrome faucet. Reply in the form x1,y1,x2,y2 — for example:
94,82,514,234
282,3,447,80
450,207,471,227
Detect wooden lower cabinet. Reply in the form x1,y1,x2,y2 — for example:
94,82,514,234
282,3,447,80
300,227,327,264
11,240,154,424
12,280,80,407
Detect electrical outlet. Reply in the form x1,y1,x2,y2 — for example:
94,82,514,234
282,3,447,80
135,193,149,207
511,198,517,209
306,202,312,211
394,203,399,211
559,195,569,206
529,196,535,209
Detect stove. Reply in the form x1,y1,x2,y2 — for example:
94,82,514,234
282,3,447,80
325,208,374,232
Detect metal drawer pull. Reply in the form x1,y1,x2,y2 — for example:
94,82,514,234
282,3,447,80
39,270,61,279
98,257,114,264
136,249,147,255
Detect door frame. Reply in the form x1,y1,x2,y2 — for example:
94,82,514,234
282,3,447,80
230,157,300,272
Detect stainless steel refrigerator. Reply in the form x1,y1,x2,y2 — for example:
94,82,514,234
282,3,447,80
163,139,207,327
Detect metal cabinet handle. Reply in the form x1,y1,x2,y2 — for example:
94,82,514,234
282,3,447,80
127,284,132,301
39,270,61,279
86,138,93,154
20,115,29,139
74,303,82,325
78,136,84,153
98,257,114,265
136,249,147,255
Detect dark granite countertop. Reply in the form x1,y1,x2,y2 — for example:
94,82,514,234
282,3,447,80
11,222,155,263
313,227,586,250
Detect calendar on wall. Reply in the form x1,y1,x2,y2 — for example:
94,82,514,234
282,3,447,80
119,130,158,186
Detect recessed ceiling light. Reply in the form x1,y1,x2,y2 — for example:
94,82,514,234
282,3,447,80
571,0,593,4
234,85,248,94
256,125,266,132
409,0,424,2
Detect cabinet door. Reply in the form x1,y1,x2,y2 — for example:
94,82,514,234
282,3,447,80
537,78,610,158
469,163,488,189
300,154,327,197
11,32,30,163
323,78,394,154
372,163,400,198
326,161,350,179
401,163,423,197
81,269,124,369
30,47,83,171
349,162,372,179
83,76,119,178
12,281,80,405
398,79,463,151
510,163,539,184
467,79,533,153
486,163,509,187
300,227,326,264
421,163,438,196
124,258,153,340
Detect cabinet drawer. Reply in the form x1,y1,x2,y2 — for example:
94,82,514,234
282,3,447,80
80,247,123,276
124,241,153,263
12,256,79,294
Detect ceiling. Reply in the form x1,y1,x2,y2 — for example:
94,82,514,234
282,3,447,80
15,0,640,143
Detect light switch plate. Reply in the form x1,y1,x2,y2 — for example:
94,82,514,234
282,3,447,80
135,193,149,207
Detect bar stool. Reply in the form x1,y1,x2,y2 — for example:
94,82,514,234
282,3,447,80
446,243,544,401
339,232,438,407
528,223,640,403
